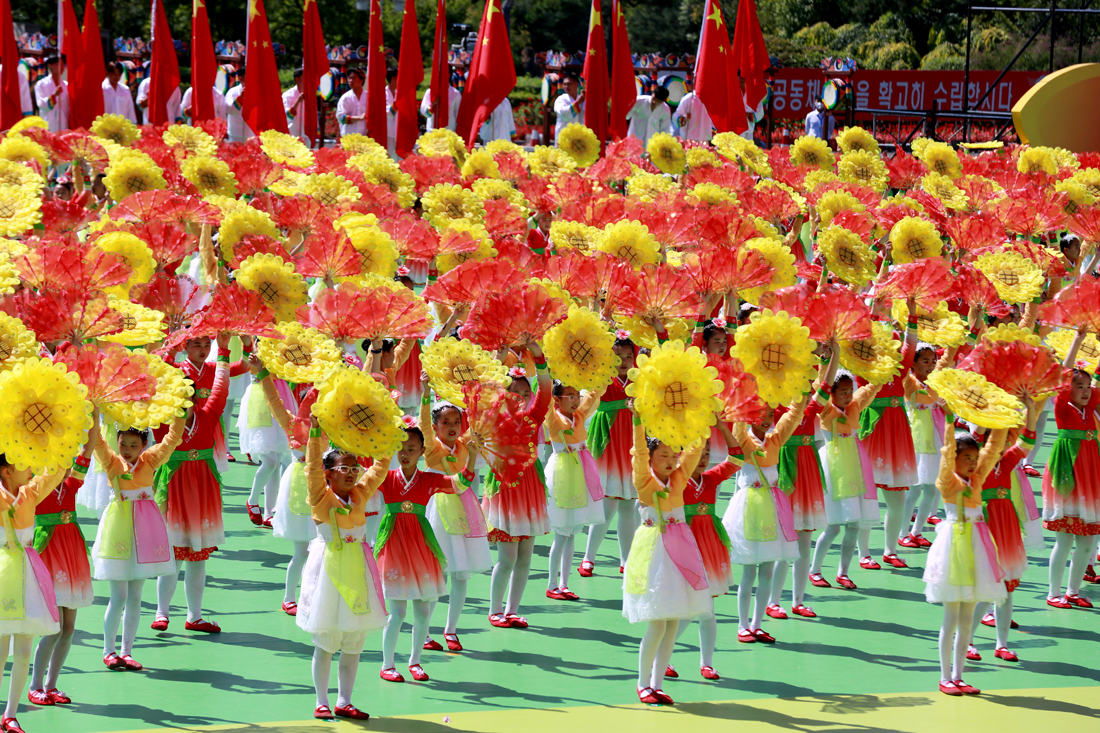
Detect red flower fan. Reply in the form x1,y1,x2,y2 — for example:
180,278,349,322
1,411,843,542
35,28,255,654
294,225,360,280
952,263,1010,318
276,195,331,237
311,147,352,173
943,212,1006,253
495,237,546,274
17,127,72,163
905,191,949,228
515,175,555,216
422,259,528,307
831,210,875,242
741,183,802,226
228,153,283,197
194,116,227,141
400,155,460,194
561,193,629,228
876,258,955,310
460,281,568,350
711,356,766,425
810,181,881,211
1070,207,1100,247
954,176,1002,210
131,273,208,334
586,153,633,186
13,288,122,342
989,194,1066,238
683,165,756,195
481,199,527,239
189,283,281,339
1039,276,1100,334
546,175,597,212
356,181,401,210
380,213,443,261
797,260,823,282
110,190,221,227
122,220,196,269
1005,240,1068,279
40,192,98,239
958,340,1070,398
313,282,433,343
762,284,873,342
14,241,130,293
607,263,700,320
686,245,774,297
53,343,157,407
229,234,287,269
462,380,538,488
885,152,926,191
874,202,924,232
494,151,529,182
606,136,646,161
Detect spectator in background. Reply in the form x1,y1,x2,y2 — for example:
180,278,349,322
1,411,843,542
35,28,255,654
181,84,228,123
283,67,307,140
805,100,834,141
625,86,671,146
0,52,34,120
336,67,368,137
34,55,69,132
520,47,541,77
480,98,515,144
674,90,712,142
553,74,583,144
137,73,182,125
419,81,462,132
101,61,137,123
225,67,255,143
385,68,398,157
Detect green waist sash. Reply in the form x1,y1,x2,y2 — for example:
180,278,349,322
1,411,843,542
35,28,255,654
374,500,447,572
484,457,547,499
684,503,732,550
153,448,221,506
858,395,906,440
1047,428,1097,498
587,399,628,459
32,510,86,555
777,434,824,495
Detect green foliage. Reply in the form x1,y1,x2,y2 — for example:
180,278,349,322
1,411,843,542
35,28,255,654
793,22,837,48
872,41,920,70
920,41,965,70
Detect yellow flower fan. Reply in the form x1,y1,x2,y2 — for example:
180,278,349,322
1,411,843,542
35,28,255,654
612,316,693,349
840,321,902,385
421,183,484,228
738,237,797,305
838,150,889,192
818,224,877,287
837,126,880,155
420,337,510,407
417,129,467,161
344,225,399,278
815,190,865,226
90,113,140,146
100,298,166,346
1047,328,1100,371
731,309,818,407
0,183,42,236
260,130,314,168
103,155,167,202
218,207,282,262
626,167,676,201
461,149,502,178
0,313,39,372
101,351,193,430
973,251,1045,304
983,322,1042,347
543,305,620,391
891,300,968,348
549,221,603,252
181,155,238,197
0,358,93,472
312,368,406,458
595,219,661,269
257,322,343,384
647,132,686,175
625,340,723,452
303,172,361,206
889,216,943,264
94,231,156,297
790,135,835,170
527,146,576,178
235,253,310,323
926,368,1023,429
557,124,600,168
163,125,217,156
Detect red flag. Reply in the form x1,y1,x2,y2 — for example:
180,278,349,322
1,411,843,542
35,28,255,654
732,0,769,111
365,0,387,145
581,0,609,147
191,0,217,122
69,0,104,129
241,0,288,134
149,0,181,126
455,0,516,147
394,0,424,157
694,0,745,134
430,0,449,129
302,0,328,144
0,0,23,129
609,0,634,140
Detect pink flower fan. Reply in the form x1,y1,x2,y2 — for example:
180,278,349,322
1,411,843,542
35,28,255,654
131,273,208,334
40,192,99,241
1040,276,1100,334
1070,207,1100,248
943,212,1006,253
686,245,774,297
885,152,927,190
711,356,766,425
14,287,122,343
761,284,873,343
15,240,130,293
460,281,569,351
876,258,955,310
380,212,443,261
122,220,196,269
422,259,527,307
109,190,220,227
229,234,286,269
276,195,331,237
228,153,283,197
958,340,1070,398
952,263,1010,318
294,225,360,281
606,263,700,320
481,198,527,239
400,155,460,194
53,342,157,408
189,283,281,340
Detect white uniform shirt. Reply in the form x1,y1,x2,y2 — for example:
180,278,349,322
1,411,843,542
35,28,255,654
283,86,305,139
136,77,181,125
1,65,33,117
553,92,582,143
805,109,833,140
101,79,137,122
225,84,254,142
34,76,68,131
625,96,671,145
419,86,461,132
181,86,228,122
674,92,713,142
479,98,515,143
336,88,368,137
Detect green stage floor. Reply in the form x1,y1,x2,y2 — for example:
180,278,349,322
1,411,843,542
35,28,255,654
13,418,1099,733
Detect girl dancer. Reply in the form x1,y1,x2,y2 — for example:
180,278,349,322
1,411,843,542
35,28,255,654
28,436,94,705
544,381,605,601
899,343,950,548
92,411,183,670
482,339,552,628
152,333,232,633
299,416,388,721
925,425,1007,696
625,406,712,705
238,369,292,527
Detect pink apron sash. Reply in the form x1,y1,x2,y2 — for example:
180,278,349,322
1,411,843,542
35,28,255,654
26,548,59,623
661,522,709,591
771,486,799,542
579,447,605,502
931,406,947,443
1013,466,1041,522
974,521,1006,583
274,378,298,414
856,439,877,500
133,499,172,565
361,541,387,616
460,489,489,538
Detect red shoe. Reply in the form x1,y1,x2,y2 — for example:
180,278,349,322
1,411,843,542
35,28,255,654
246,503,262,526
1011,619,1019,629
26,689,52,706
262,517,273,529
664,665,679,678
765,604,787,619
700,665,720,680
559,586,580,600
227,453,236,463
939,680,962,696
545,588,567,600
791,604,817,618
488,613,510,628
120,655,143,671
281,601,298,616
408,664,429,681
103,653,126,670
184,619,221,633
578,560,595,577
379,667,405,683
954,679,980,695
737,629,756,643
898,534,920,549
150,616,168,631
423,638,444,651
928,515,942,525
652,689,674,705
1084,565,1098,584
859,557,881,570
980,613,996,627
619,565,624,574
1,718,26,733
966,645,981,661
808,573,831,588
46,688,72,704
994,647,1019,662
335,704,370,720
1047,596,1073,608
882,554,909,569
1065,593,1094,608
1022,464,1040,477
835,575,858,590
314,705,335,720
751,628,776,643
444,633,463,651
638,686,660,704
505,613,528,628
914,534,933,548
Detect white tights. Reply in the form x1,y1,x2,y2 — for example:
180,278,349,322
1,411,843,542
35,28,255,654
1049,531,1099,598
769,531,813,608
548,532,576,589
312,646,360,709
904,483,939,537
382,599,433,669
738,562,776,631
489,538,534,615
247,451,284,518
674,613,718,668
285,541,310,604
103,579,145,655
0,634,32,718
157,558,209,622
811,521,860,577
939,601,977,682
31,607,77,692
426,575,471,641
583,498,637,567
881,489,908,556
972,593,1014,649
638,619,678,689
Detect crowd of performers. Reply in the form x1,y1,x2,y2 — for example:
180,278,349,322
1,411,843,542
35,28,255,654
0,111,1098,730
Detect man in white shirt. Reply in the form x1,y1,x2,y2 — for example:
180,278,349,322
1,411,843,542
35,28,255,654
385,68,397,157
804,100,833,140
283,67,307,140
34,55,69,132
137,75,182,125
101,61,137,122
625,86,671,145
0,54,33,119
479,98,515,144
181,85,228,122
336,67,367,137
225,67,254,142
419,84,462,132
674,91,712,142
552,74,583,144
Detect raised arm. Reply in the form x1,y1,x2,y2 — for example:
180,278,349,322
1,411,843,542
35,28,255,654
973,428,1008,489
1062,329,1088,368
936,424,961,500
305,418,327,508
255,357,293,435
144,417,187,468
354,454,390,503
766,399,810,450
630,414,653,502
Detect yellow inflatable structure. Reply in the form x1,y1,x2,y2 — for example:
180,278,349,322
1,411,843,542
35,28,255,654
1012,64,1100,152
